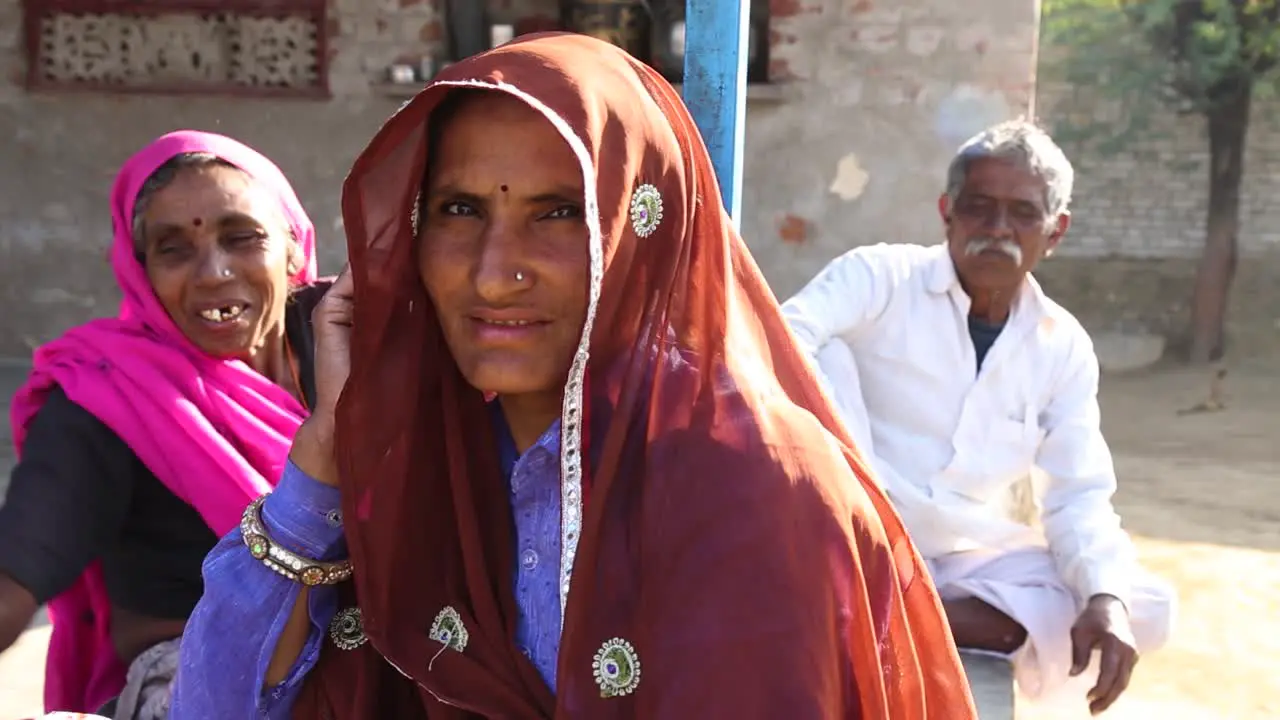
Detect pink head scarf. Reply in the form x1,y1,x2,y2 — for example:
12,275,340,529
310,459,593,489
8,131,318,713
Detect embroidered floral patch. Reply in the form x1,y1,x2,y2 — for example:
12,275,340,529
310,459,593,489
329,607,367,651
428,606,469,652
592,637,641,698
629,184,664,238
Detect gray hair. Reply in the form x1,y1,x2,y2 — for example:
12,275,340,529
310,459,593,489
944,120,1074,219
131,152,236,256
130,151,297,263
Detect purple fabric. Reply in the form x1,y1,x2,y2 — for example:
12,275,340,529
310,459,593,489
498,415,564,689
170,416,564,717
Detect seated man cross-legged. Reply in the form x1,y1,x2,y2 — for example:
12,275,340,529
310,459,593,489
782,120,1176,715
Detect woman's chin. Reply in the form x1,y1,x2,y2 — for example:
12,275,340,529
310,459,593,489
463,365,564,402
190,336,255,361
470,381,549,399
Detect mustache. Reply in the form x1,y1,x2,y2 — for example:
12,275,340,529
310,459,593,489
964,237,1023,266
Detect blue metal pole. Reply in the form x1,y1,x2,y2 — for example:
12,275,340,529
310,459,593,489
681,0,750,228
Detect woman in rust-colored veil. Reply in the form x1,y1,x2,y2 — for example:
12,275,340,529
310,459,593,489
169,32,977,719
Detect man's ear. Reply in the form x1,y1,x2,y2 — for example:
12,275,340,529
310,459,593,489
937,193,952,225
1044,212,1071,256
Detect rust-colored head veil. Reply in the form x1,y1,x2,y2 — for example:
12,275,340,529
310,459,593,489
298,32,976,719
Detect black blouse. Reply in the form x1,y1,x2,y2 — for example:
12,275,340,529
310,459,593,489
0,282,325,619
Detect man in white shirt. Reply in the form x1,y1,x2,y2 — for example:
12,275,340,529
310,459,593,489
781,120,1175,715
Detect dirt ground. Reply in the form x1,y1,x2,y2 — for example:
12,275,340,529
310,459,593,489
1020,361,1280,720
0,363,1276,719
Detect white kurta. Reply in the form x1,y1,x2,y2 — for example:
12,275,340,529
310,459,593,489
782,242,1175,703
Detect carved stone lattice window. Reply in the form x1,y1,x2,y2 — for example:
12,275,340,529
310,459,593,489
22,0,329,96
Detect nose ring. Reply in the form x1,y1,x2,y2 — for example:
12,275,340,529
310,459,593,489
220,268,232,278
514,271,525,282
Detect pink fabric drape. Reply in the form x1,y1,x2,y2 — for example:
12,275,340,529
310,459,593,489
8,131,317,713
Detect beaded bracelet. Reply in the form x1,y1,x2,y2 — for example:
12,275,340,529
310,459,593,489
240,495,352,586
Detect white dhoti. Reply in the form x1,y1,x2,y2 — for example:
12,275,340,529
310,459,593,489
929,547,1176,706
808,339,1177,705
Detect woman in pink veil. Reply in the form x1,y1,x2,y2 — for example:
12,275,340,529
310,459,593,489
0,131,327,718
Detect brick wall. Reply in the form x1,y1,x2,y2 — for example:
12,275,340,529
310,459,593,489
1037,73,1280,259
1032,43,1280,356
328,0,445,95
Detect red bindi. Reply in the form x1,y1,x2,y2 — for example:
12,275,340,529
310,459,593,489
191,218,203,227
500,184,509,192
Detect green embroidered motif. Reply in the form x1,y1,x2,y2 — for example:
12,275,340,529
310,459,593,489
592,637,641,698
428,606,469,652
329,607,367,651
629,184,664,238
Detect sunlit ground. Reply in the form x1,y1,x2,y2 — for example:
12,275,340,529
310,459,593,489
1021,365,1280,719
1019,537,1280,719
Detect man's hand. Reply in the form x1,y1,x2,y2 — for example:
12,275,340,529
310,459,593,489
1070,594,1137,715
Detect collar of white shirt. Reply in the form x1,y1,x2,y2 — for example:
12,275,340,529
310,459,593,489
922,242,1062,335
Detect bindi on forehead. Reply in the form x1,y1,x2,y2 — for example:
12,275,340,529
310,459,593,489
191,218,203,227
500,184,509,192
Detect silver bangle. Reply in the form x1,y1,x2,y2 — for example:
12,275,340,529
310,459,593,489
240,495,352,586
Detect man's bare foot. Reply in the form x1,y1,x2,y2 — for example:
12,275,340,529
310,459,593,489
943,596,1028,654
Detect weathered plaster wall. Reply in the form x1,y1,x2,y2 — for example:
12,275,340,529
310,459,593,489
0,0,1041,358
743,0,1040,301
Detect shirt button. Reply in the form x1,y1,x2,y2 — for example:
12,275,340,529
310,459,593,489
325,509,343,528
520,548,539,570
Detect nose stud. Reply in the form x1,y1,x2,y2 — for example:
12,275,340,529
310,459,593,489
514,271,525,282
220,268,232,278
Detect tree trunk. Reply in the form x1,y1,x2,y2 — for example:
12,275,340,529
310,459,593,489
1188,82,1251,363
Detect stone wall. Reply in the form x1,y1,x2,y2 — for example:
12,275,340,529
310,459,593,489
1034,52,1280,358
1034,256,1280,360
1038,83,1280,259
0,0,1041,358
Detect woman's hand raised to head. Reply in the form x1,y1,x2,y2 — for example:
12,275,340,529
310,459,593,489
311,264,355,421
290,265,354,486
